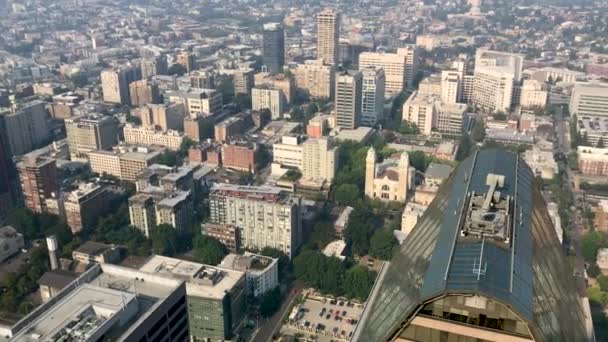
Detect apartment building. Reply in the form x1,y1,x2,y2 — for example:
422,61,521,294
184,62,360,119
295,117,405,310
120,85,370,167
88,145,163,182
293,59,335,99
317,8,340,65
129,79,161,107
17,155,59,213
209,184,302,258
0,101,50,156
135,103,186,132
167,88,223,117
360,67,385,127
101,65,141,105
335,70,362,129
63,182,112,234
252,87,285,120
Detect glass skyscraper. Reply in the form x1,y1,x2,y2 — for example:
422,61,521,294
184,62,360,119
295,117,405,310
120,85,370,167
353,150,590,341
262,23,285,74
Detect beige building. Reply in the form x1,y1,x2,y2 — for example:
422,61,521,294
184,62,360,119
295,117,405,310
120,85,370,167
418,75,442,96
233,68,255,95
293,59,335,99
520,79,548,109
135,103,186,132
317,8,340,65
101,65,141,105
252,87,285,120
184,116,211,142
359,49,412,97
441,70,463,104
89,145,164,182
166,89,222,117
254,72,294,104
402,91,437,136
129,80,161,107
129,189,192,237
365,147,412,202
123,124,185,150
63,182,112,234
65,114,119,161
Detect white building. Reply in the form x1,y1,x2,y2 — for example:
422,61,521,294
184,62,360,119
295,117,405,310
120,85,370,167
252,87,285,120
220,252,279,297
401,202,427,237
123,124,185,150
365,147,413,203
402,91,437,135
293,59,335,99
570,82,608,118
547,202,563,245
0,226,24,263
441,70,462,104
166,88,222,118
272,135,339,182
520,79,548,109
360,67,385,127
209,184,302,258
472,49,524,113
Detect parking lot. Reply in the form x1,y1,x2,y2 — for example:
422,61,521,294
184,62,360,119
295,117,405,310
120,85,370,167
281,293,364,341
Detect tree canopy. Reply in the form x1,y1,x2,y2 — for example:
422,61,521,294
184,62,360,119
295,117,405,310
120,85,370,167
193,235,227,265
369,228,398,261
344,206,381,257
150,224,180,257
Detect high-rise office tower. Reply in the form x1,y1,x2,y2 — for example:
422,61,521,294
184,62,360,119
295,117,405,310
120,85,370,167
353,150,592,341
101,65,142,105
334,70,362,129
0,101,50,156
317,8,340,65
65,114,119,161
262,23,285,74
397,45,419,89
441,70,463,104
360,67,385,127
472,49,524,113
17,154,59,214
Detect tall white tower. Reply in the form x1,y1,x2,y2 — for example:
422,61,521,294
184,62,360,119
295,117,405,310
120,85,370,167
46,236,59,270
365,147,377,198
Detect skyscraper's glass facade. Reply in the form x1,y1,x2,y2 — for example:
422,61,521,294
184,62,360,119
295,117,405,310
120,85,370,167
353,150,589,341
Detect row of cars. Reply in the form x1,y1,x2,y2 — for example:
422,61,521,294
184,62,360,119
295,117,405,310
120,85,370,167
296,320,353,340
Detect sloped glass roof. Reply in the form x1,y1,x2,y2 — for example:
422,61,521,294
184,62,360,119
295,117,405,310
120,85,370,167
353,149,588,341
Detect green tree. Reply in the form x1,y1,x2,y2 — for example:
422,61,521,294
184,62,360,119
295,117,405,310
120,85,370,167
457,134,474,161
334,184,361,206
369,229,398,261
156,151,180,167
260,287,282,317
588,264,601,278
581,231,607,262
599,275,608,292
150,224,179,256
343,266,376,301
344,206,379,257
179,137,197,156
167,63,187,76
472,119,486,142
408,151,433,172
399,121,420,135
234,93,252,111
193,235,227,265
311,221,335,249
260,247,291,281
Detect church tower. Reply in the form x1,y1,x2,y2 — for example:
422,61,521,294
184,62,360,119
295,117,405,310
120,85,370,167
365,147,376,198
397,152,410,201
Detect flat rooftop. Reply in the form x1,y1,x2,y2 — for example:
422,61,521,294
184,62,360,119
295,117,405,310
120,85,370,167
139,255,245,300
9,263,182,342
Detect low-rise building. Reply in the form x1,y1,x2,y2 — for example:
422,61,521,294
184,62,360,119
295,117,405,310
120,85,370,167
220,252,278,297
578,146,608,176
167,88,223,117
89,145,164,182
401,202,427,236
123,124,185,150
0,226,24,263
202,223,241,252
222,142,258,173
64,182,113,234
135,103,186,132
365,147,413,203
72,241,122,265
215,116,244,143
8,263,189,341
522,146,558,179
139,255,247,342
334,206,353,239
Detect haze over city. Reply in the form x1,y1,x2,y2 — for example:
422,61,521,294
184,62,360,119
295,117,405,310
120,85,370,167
0,0,607,341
